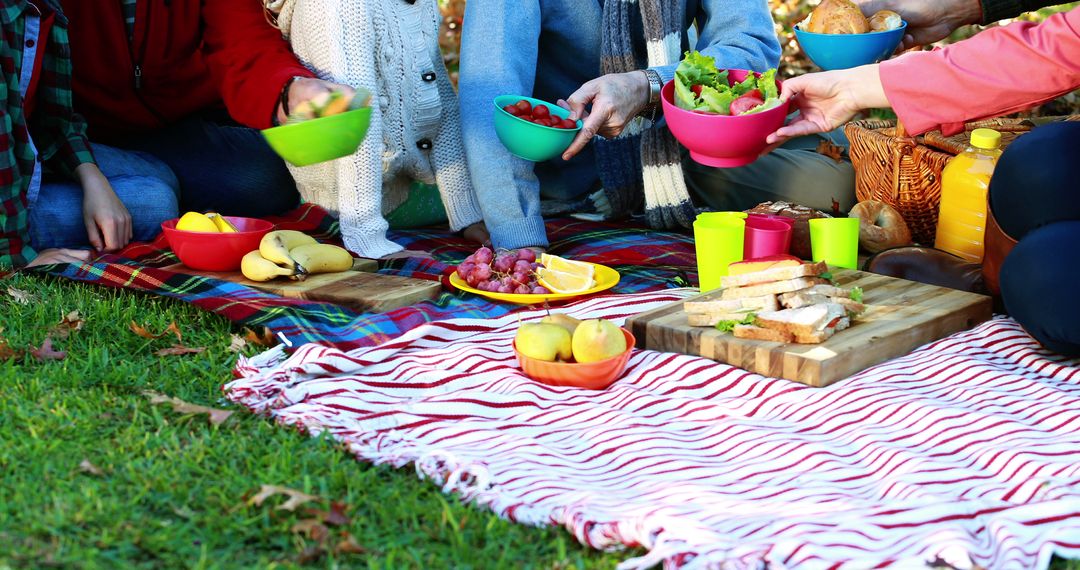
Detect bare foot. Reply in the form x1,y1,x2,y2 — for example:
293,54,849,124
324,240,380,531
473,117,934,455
462,221,490,245
380,249,434,260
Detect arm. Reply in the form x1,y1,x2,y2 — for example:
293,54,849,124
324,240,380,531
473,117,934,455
856,0,1063,49
880,8,1080,135
200,0,316,129
457,0,548,249
650,0,782,86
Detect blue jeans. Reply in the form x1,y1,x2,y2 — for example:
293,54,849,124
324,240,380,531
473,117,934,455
992,122,1080,356
29,144,179,250
114,113,300,217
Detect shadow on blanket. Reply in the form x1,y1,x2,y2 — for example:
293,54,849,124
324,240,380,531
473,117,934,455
39,204,698,351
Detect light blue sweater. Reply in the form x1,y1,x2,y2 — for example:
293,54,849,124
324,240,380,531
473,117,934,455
458,0,781,249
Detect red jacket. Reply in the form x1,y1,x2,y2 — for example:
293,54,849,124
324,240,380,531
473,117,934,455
62,0,314,142
880,8,1080,136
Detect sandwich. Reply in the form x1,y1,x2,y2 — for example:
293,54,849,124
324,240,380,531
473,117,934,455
734,302,851,344
684,295,779,327
778,283,865,315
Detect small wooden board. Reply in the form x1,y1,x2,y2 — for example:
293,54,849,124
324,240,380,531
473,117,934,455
625,269,993,387
166,258,442,313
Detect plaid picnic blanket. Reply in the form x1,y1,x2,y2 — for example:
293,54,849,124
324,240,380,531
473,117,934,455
41,204,696,350
226,292,1080,570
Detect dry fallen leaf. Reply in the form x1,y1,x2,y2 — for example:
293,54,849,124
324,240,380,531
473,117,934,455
154,345,206,357
130,321,182,343
243,327,278,347
304,502,351,527
6,287,34,305
816,139,845,163
292,519,330,543
144,391,234,426
30,337,66,361
0,330,21,361
296,545,325,564
335,532,366,555
248,485,320,512
227,334,248,353
49,311,85,339
0,268,14,281
79,459,105,477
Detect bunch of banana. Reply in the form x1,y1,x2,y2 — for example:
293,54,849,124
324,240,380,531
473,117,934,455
240,230,354,282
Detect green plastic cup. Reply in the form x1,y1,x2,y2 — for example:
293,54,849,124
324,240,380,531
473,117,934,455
493,95,582,162
693,212,746,292
809,217,860,269
262,107,371,167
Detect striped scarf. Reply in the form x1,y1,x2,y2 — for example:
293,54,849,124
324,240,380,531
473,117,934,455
595,0,696,230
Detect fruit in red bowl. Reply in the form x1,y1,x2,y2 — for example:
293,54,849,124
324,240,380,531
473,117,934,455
161,216,273,272
513,321,635,390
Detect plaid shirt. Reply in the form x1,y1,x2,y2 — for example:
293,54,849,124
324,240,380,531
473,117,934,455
0,0,94,267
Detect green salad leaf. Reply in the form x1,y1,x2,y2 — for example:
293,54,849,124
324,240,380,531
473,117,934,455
673,51,781,116
715,312,757,333
850,287,864,303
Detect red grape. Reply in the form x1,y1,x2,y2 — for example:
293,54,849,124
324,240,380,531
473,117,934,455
493,255,514,273
531,286,550,294
513,284,532,295
516,249,536,262
496,284,514,293
512,259,532,273
474,246,493,264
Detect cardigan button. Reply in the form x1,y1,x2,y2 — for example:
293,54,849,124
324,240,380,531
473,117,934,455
421,72,436,82
416,139,432,150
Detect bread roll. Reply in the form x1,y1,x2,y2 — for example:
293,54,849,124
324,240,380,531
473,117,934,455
849,200,912,253
807,0,870,34
869,10,903,32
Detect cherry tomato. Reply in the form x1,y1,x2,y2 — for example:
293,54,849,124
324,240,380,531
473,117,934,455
729,94,764,115
743,89,763,100
532,105,550,119
503,105,520,116
691,84,703,97
560,118,577,129
514,100,532,113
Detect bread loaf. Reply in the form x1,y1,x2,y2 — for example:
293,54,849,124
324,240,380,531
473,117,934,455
746,201,832,260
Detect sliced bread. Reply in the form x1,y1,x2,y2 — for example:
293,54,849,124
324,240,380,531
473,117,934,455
719,261,827,289
688,312,755,327
684,294,779,315
755,303,847,337
720,277,828,300
733,324,794,343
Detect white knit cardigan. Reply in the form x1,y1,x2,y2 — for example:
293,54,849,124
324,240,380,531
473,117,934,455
270,0,485,258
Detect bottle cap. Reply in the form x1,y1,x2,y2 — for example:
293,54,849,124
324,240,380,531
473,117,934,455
970,128,1002,150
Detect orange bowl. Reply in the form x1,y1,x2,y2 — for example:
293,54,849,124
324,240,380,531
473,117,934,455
513,327,636,390
161,216,274,272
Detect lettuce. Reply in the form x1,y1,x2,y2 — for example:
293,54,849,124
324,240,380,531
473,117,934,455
715,313,757,333
741,98,783,115
758,68,778,101
676,51,722,89
850,287,864,303
673,50,781,117
698,85,736,115
674,71,699,111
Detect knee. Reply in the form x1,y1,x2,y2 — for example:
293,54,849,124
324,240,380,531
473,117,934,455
1001,221,1080,356
989,122,1080,239
129,180,180,241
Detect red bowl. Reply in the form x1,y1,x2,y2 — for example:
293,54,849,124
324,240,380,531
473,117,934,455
660,69,790,168
161,216,274,272
513,327,636,390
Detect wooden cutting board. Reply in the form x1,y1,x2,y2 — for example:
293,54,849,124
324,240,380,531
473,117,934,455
165,258,443,313
625,269,993,387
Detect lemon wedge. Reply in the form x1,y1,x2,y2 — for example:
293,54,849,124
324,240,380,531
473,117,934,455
537,268,595,294
175,211,219,233
540,253,594,277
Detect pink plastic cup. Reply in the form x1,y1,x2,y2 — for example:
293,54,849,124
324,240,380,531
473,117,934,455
743,214,793,259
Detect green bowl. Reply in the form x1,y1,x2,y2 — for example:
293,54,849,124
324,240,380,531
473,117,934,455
493,95,582,162
262,107,371,167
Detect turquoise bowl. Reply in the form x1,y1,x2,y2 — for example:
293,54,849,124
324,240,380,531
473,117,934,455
492,95,582,162
794,22,907,70
262,107,371,167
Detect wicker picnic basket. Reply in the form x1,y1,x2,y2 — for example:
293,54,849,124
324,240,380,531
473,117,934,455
844,116,1079,244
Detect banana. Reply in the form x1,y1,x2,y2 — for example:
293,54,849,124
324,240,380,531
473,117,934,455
240,250,295,282
259,230,318,274
206,212,238,233
288,244,353,276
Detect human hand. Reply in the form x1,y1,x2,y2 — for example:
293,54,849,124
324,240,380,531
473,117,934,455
77,163,132,252
766,65,889,145
560,71,651,161
277,78,358,124
27,248,92,268
855,0,981,49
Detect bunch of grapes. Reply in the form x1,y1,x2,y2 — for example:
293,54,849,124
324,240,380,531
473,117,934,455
455,246,551,295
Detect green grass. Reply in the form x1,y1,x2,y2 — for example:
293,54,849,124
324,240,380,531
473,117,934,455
1,272,1076,569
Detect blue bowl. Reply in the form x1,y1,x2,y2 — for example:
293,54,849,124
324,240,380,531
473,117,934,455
794,21,906,71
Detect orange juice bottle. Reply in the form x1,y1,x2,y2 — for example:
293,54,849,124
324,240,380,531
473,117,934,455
934,128,1002,262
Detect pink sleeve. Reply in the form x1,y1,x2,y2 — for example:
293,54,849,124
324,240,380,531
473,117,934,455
879,9,1080,136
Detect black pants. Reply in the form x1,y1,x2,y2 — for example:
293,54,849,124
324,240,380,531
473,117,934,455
990,121,1080,356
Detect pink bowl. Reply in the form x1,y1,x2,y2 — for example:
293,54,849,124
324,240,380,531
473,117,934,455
161,216,274,272
744,214,794,259
660,70,790,168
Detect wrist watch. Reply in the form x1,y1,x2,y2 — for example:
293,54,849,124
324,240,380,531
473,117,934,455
639,69,663,120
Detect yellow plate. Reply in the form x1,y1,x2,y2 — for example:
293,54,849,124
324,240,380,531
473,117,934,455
449,262,620,304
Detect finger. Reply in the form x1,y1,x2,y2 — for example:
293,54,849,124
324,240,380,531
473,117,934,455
759,138,786,156
564,83,598,121
561,106,608,161
770,117,826,142
60,249,93,263
85,218,103,251
123,214,133,246
101,218,120,252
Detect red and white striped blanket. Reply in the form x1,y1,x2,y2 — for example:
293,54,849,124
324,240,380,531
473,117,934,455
227,290,1080,569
